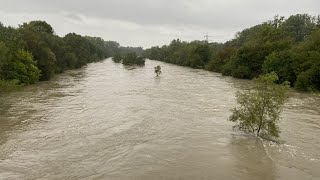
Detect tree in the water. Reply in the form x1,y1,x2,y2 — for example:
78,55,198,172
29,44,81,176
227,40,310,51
122,52,145,65
229,72,290,139
112,53,122,63
154,65,161,76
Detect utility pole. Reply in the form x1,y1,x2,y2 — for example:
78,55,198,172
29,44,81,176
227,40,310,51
203,33,226,43
204,33,212,43
204,33,209,43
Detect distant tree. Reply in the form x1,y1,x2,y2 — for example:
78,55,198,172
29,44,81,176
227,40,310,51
36,47,57,80
229,72,290,139
1,20,126,88
282,14,317,42
144,14,319,92
292,28,320,92
63,52,77,69
20,20,54,34
119,46,144,56
0,42,9,79
154,65,161,76
112,53,122,63
263,51,296,85
122,52,145,66
104,41,120,56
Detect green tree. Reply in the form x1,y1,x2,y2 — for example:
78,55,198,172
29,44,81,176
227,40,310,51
0,79,20,93
20,20,54,34
282,14,317,42
36,47,56,80
122,52,145,65
6,50,41,84
112,53,122,63
18,23,57,80
1,20,125,87
294,65,320,92
292,28,320,91
154,65,161,76
263,51,296,85
0,42,9,79
229,73,290,138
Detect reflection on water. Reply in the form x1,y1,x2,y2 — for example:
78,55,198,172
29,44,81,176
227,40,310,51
0,59,319,179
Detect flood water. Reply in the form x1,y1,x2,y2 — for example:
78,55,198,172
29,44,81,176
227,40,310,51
0,59,319,180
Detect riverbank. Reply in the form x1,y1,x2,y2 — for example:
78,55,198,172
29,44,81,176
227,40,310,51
144,14,320,92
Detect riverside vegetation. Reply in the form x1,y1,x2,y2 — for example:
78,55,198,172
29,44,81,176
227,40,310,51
0,20,143,92
113,52,146,66
144,14,320,92
229,72,290,139
1,14,319,140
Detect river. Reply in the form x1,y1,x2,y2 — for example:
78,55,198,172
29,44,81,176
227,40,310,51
0,59,319,180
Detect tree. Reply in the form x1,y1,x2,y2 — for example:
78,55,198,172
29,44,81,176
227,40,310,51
154,65,161,76
20,20,54,34
282,14,317,42
122,52,145,65
0,42,9,79
36,47,56,80
291,28,320,91
5,50,41,84
229,72,290,139
263,51,296,85
1,20,125,87
112,53,122,63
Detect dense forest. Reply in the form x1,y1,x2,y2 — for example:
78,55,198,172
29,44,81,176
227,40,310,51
144,14,320,92
0,20,142,90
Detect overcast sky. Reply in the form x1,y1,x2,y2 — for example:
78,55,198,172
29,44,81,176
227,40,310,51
0,0,319,48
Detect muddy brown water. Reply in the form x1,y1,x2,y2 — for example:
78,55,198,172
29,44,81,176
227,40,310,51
0,59,319,179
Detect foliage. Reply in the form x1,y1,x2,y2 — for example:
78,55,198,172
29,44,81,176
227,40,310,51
112,53,122,63
122,52,145,66
154,65,161,76
144,39,214,69
0,20,141,89
145,14,320,92
292,28,320,92
229,73,290,138
20,20,54,34
5,50,40,84
0,79,20,93
120,46,144,56
0,41,9,79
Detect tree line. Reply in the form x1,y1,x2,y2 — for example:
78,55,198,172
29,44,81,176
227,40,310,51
112,52,146,66
144,14,320,92
0,20,142,91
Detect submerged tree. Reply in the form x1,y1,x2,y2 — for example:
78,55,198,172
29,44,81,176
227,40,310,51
122,52,145,66
229,72,290,139
112,53,122,63
154,65,162,76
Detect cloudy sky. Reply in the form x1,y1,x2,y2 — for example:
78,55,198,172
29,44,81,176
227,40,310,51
0,0,319,48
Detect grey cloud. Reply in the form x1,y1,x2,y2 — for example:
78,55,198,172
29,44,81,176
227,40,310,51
3,0,320,29
64,13,83,22
0,0,319,47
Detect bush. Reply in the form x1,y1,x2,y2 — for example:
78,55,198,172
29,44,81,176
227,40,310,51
0,79,20,93
122,52,145,66
229,72,290,139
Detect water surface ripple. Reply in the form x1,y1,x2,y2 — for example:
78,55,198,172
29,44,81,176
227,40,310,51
0,59,319,179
